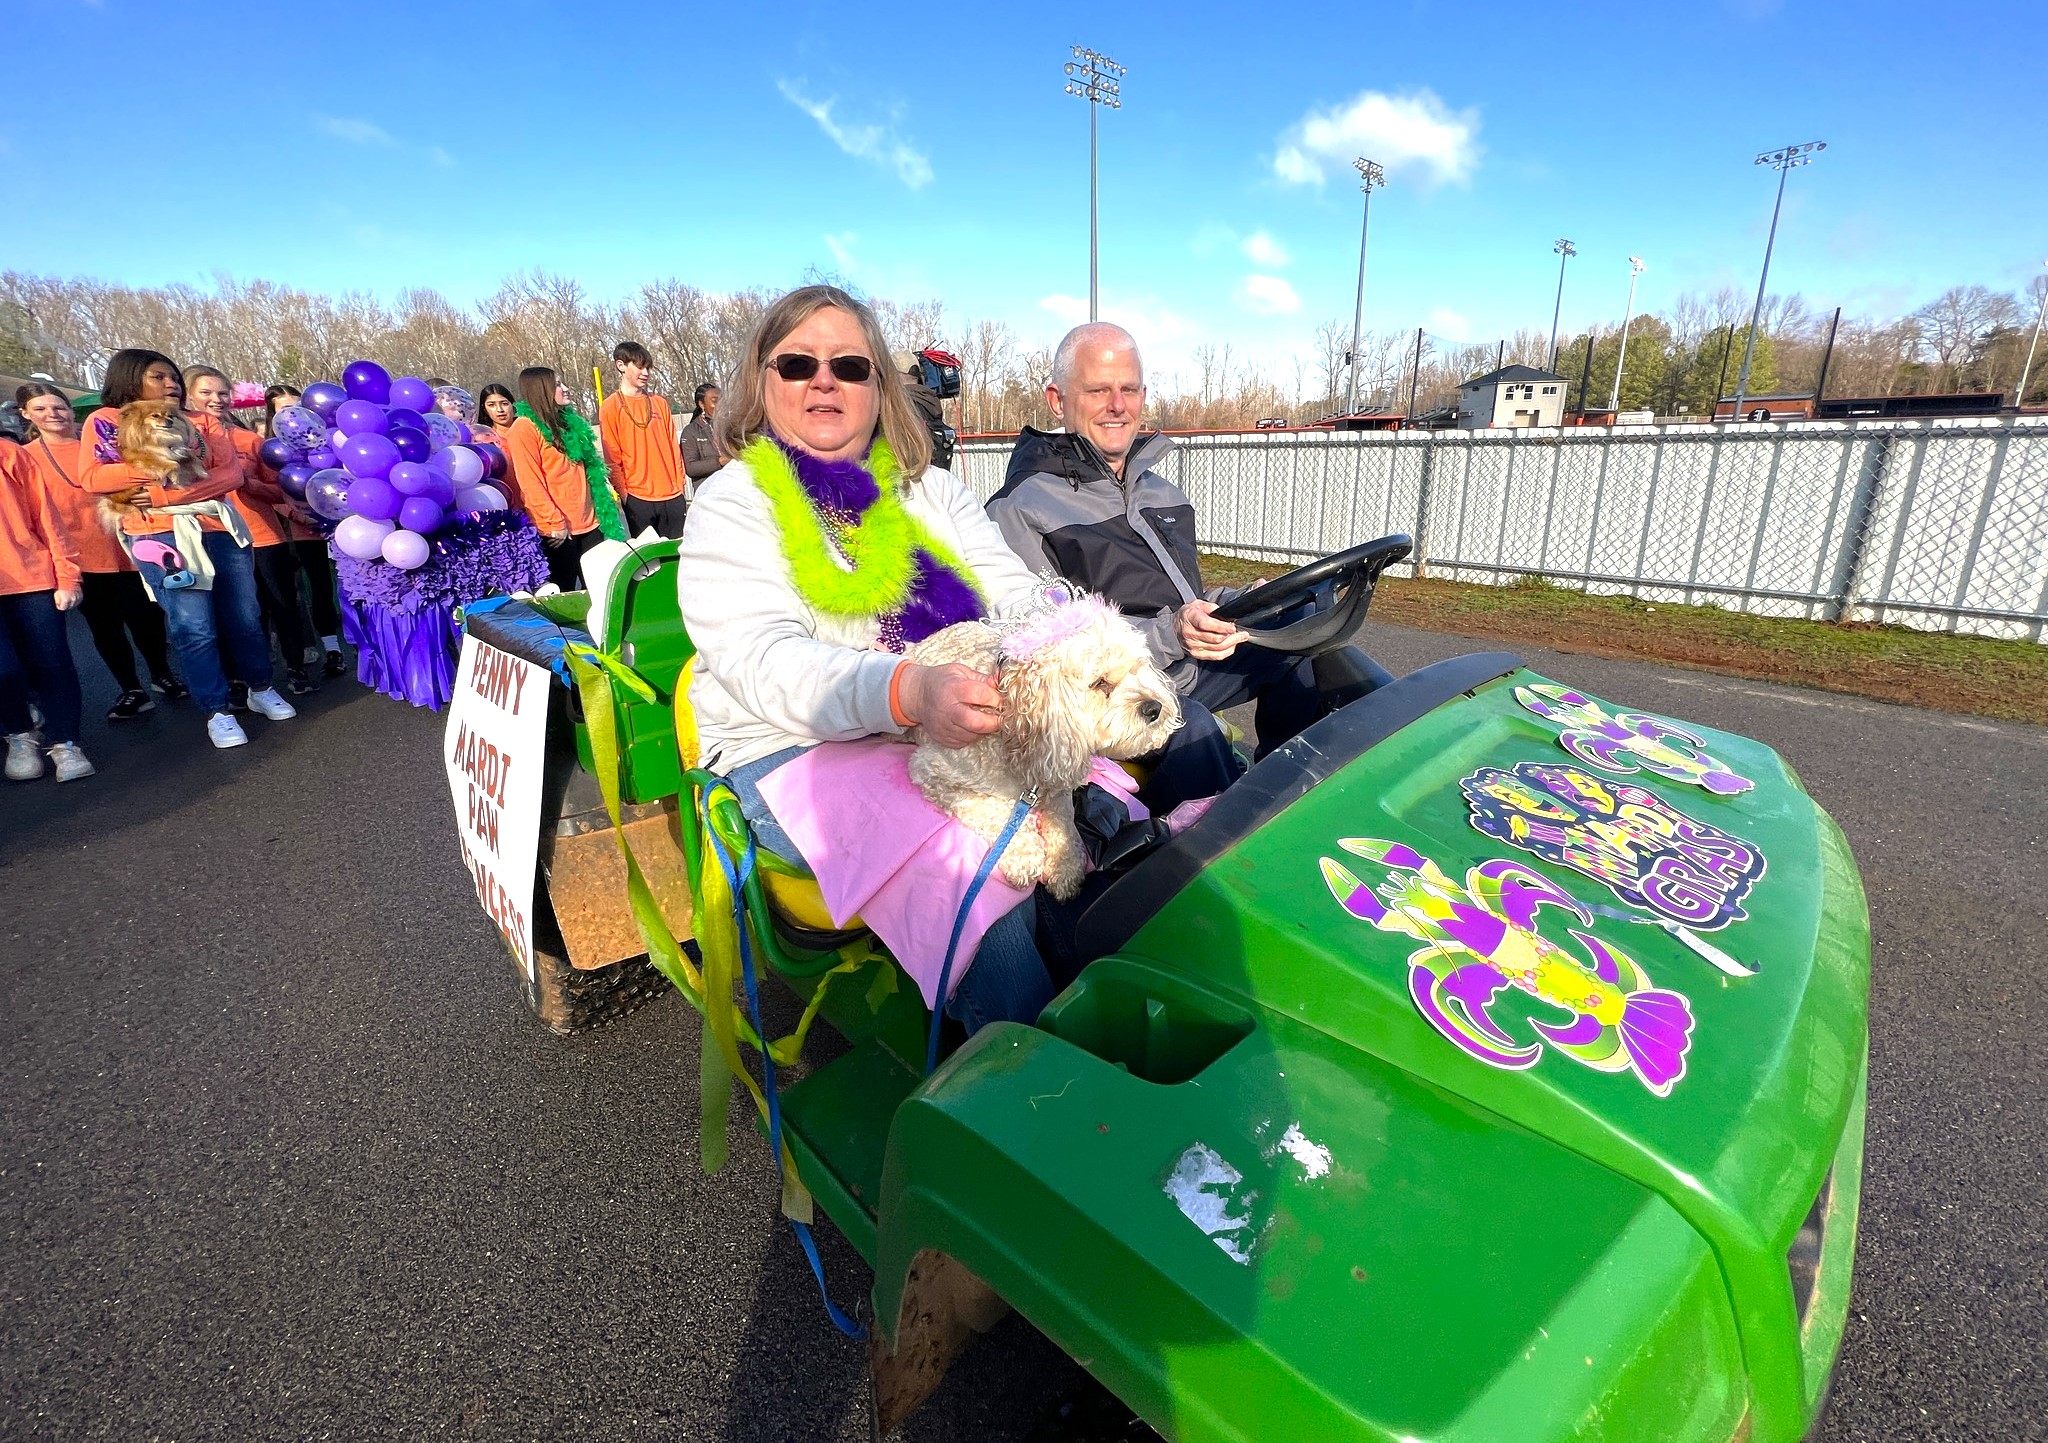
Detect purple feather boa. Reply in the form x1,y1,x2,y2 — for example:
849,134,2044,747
331,510,549,616
777,436,983,650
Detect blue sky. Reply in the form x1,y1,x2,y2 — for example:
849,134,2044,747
6,0,2045,391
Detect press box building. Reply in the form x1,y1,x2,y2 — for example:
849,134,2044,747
1456,364,1568,428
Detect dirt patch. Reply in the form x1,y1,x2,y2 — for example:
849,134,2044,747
1199,555,2048,727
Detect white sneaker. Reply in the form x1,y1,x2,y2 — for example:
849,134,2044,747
207,713,249,749
5,731,44,780
246,687,298,721
48,742,96,782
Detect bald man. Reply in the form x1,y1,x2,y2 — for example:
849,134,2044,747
990,323,1321,780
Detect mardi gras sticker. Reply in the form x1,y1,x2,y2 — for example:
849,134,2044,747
1462,761,1767,933
1515,683,1754,796
1320,839,1694,1096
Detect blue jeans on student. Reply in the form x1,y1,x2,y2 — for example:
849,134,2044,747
0,590,84,744
133,530,273,715
723,744,1056,1035
1186,645,1321,760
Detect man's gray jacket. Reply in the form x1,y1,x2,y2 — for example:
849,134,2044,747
988,427,1235,690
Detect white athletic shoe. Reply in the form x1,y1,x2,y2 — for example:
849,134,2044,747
5,731,44,780
207,713,249,749
246,687,298,721
48,742,96,782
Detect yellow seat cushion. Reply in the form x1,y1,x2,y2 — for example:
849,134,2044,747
762,869,854,934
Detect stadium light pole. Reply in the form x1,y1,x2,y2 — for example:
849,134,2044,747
1547,239,1576,368
1344,158,1388,415
2015,260,2048,411
1064,46,1125,322
1731,140,1825,421
1608,256,1646,413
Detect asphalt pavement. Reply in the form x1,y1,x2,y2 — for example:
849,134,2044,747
1,614,2042,1442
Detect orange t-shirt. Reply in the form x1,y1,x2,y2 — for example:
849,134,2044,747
223,425,292,547
0,438,82,597
502,415,596,537
78,406,244,534
25,433,133,574
598,392,684,502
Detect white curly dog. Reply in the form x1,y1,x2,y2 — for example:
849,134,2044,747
903,592,1181,901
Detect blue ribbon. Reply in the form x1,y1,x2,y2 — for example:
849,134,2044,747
926,789,1040,1076
703,782,866,1340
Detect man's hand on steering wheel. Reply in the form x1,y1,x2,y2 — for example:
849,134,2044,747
1177,598,1250,662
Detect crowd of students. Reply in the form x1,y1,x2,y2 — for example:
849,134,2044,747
0,341,719,785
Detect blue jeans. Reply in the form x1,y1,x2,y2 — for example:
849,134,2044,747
723,745,1056,1034
1187,646,1321,760
133,530,273,715
0,590,84,744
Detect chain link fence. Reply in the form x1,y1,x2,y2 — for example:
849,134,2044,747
957,419,2048,643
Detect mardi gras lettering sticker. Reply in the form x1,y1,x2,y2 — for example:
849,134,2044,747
1462,761,1767,932
1320,839,1694,1096
1515,683,1754,796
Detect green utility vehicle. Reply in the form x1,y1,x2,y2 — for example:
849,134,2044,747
459,536,1866,1443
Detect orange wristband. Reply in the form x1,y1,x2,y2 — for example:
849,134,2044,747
889,661,914,728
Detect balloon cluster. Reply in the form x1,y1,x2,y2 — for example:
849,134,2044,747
258,360,512,571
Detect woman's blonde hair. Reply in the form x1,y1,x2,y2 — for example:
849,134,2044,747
715,284,932,484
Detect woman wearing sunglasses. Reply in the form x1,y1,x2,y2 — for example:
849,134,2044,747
677,284,1057,1035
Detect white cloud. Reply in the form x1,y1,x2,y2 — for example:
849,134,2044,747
1272,89,1481,189
1236,274,1302,316
1039,293,1090,324
1241,231,1290,268
777,80,933,189
825,232,858,272
314,115,453,167
1427,306,1473,339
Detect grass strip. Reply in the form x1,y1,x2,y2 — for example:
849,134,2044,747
1199,555,2048,727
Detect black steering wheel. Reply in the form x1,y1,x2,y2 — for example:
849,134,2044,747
1212,533,1412,655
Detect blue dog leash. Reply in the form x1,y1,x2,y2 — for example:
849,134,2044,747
704,782,865,1339
926,787,1040,1076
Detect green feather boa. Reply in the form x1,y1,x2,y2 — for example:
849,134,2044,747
742,436,978,621
515,400,626,541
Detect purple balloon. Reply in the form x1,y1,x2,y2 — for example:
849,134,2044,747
334,399,389,436
383,407,426,432
339,432,401,481
303,446,339,470
422,448,455,476
475,442,507,480
277,462,316,497
381,529,430,570
473,483,507,510
301,381,349,421
306,468,355,521
272,405,327,449
389,426,431,463
423,472,455,508
387,377,437,414
422,412,461,450
346,476,401,521
333,514,394,561
455,485,506,513
327,427,348,450
257,436,297,470
388,461,436,497
440,444,486,487
397,496,445,533
342,360,392,405
457,422,474,444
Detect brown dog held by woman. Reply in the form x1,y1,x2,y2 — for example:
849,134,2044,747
98,399,208,533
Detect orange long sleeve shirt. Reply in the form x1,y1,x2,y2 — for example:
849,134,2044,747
0,438,83,597
78,406,244,535
224,425,292,547
502,415,596,537
26,433,133,574
598,392,685,502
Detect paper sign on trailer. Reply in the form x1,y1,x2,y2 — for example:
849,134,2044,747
445,632,549,983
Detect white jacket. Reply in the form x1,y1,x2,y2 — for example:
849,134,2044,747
677,452,1041,773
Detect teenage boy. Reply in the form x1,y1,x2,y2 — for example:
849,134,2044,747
598,341,688,538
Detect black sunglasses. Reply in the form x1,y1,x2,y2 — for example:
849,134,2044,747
767,353,874,384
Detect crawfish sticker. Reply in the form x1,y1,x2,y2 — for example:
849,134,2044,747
1321,840,1694,1096
1463,761,1766,931
1515,683,1754,796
